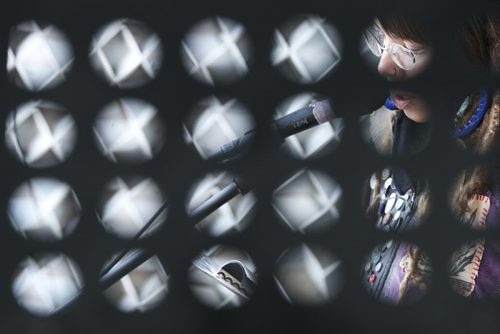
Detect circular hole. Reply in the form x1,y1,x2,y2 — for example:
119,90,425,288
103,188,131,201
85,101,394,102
274,243,343,306
93,98,166,163
100,248,169,313
12,252,84,316
449,166,500,230
8,177,81,242
452,89,500,154
360,90,432,157
7,21,74,91
360,17,432,81
361,240,432,305
448,239,500,300
272,169,342,234
89,18,163,88
181,16,253,86
5,100,77,168
275,93,343,159
363,167,431,233
186,171,256,237
189,245,258,309
97,175,167,239
183,96,255,162
271,15,342,84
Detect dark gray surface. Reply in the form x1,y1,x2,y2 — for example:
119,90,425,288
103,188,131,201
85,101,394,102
0,0,499,333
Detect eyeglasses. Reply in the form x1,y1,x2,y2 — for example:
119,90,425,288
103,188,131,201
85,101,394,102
363,25,426,71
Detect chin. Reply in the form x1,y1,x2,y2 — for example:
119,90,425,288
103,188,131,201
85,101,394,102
402,107,430,123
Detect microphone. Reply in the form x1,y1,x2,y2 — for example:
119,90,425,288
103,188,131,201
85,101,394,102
189,177,249,222
273,98,335,138
206,98,335,162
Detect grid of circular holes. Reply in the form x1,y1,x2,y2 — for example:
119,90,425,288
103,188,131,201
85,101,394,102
7,17,460,314
7,21,82,315
179,14,347,307
6,18,169,315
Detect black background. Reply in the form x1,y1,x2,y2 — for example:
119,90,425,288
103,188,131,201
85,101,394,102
1,0,500,333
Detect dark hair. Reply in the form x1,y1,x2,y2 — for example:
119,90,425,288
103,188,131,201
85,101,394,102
398,244,432,304
378,17,430,45
451,166,490,215
460,16,500,69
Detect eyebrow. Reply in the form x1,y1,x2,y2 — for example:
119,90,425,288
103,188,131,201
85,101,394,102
376,26,428,53
403,43,427,53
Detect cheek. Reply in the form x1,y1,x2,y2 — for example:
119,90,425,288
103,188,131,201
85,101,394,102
410,51,432,75
405,99,431,122
411,97,425,109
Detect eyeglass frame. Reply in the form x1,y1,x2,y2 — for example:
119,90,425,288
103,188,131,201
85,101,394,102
363,25,427,71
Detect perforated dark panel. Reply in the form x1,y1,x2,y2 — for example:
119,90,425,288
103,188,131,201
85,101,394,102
0,0,500,333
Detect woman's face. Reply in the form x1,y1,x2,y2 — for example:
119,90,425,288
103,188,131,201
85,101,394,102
390,90,430,123
369,20,433,80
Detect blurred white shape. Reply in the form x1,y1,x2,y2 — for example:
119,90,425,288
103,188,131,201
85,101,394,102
272,169,342,233
271,15,342,83
103,250,169,313
275,93,343,159
12,253,84,316
189,245,257,309
8,177,81,242
183,96,255,159
5,100,77,168
186,171,256,236
181,16,252,85
97,176,166,239
7,21,73,91
274,244,343,305
89,18,163,88
93,98,165,163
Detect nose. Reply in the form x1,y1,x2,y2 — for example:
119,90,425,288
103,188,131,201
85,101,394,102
377,50,398,79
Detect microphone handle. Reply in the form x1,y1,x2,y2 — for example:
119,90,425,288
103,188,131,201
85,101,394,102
273,104,319,138
205,130,255,162
189,177,248,223
205,106,317,163
99,248,153,290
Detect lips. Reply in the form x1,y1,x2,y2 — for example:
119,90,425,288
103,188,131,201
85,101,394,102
390,93,414,110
